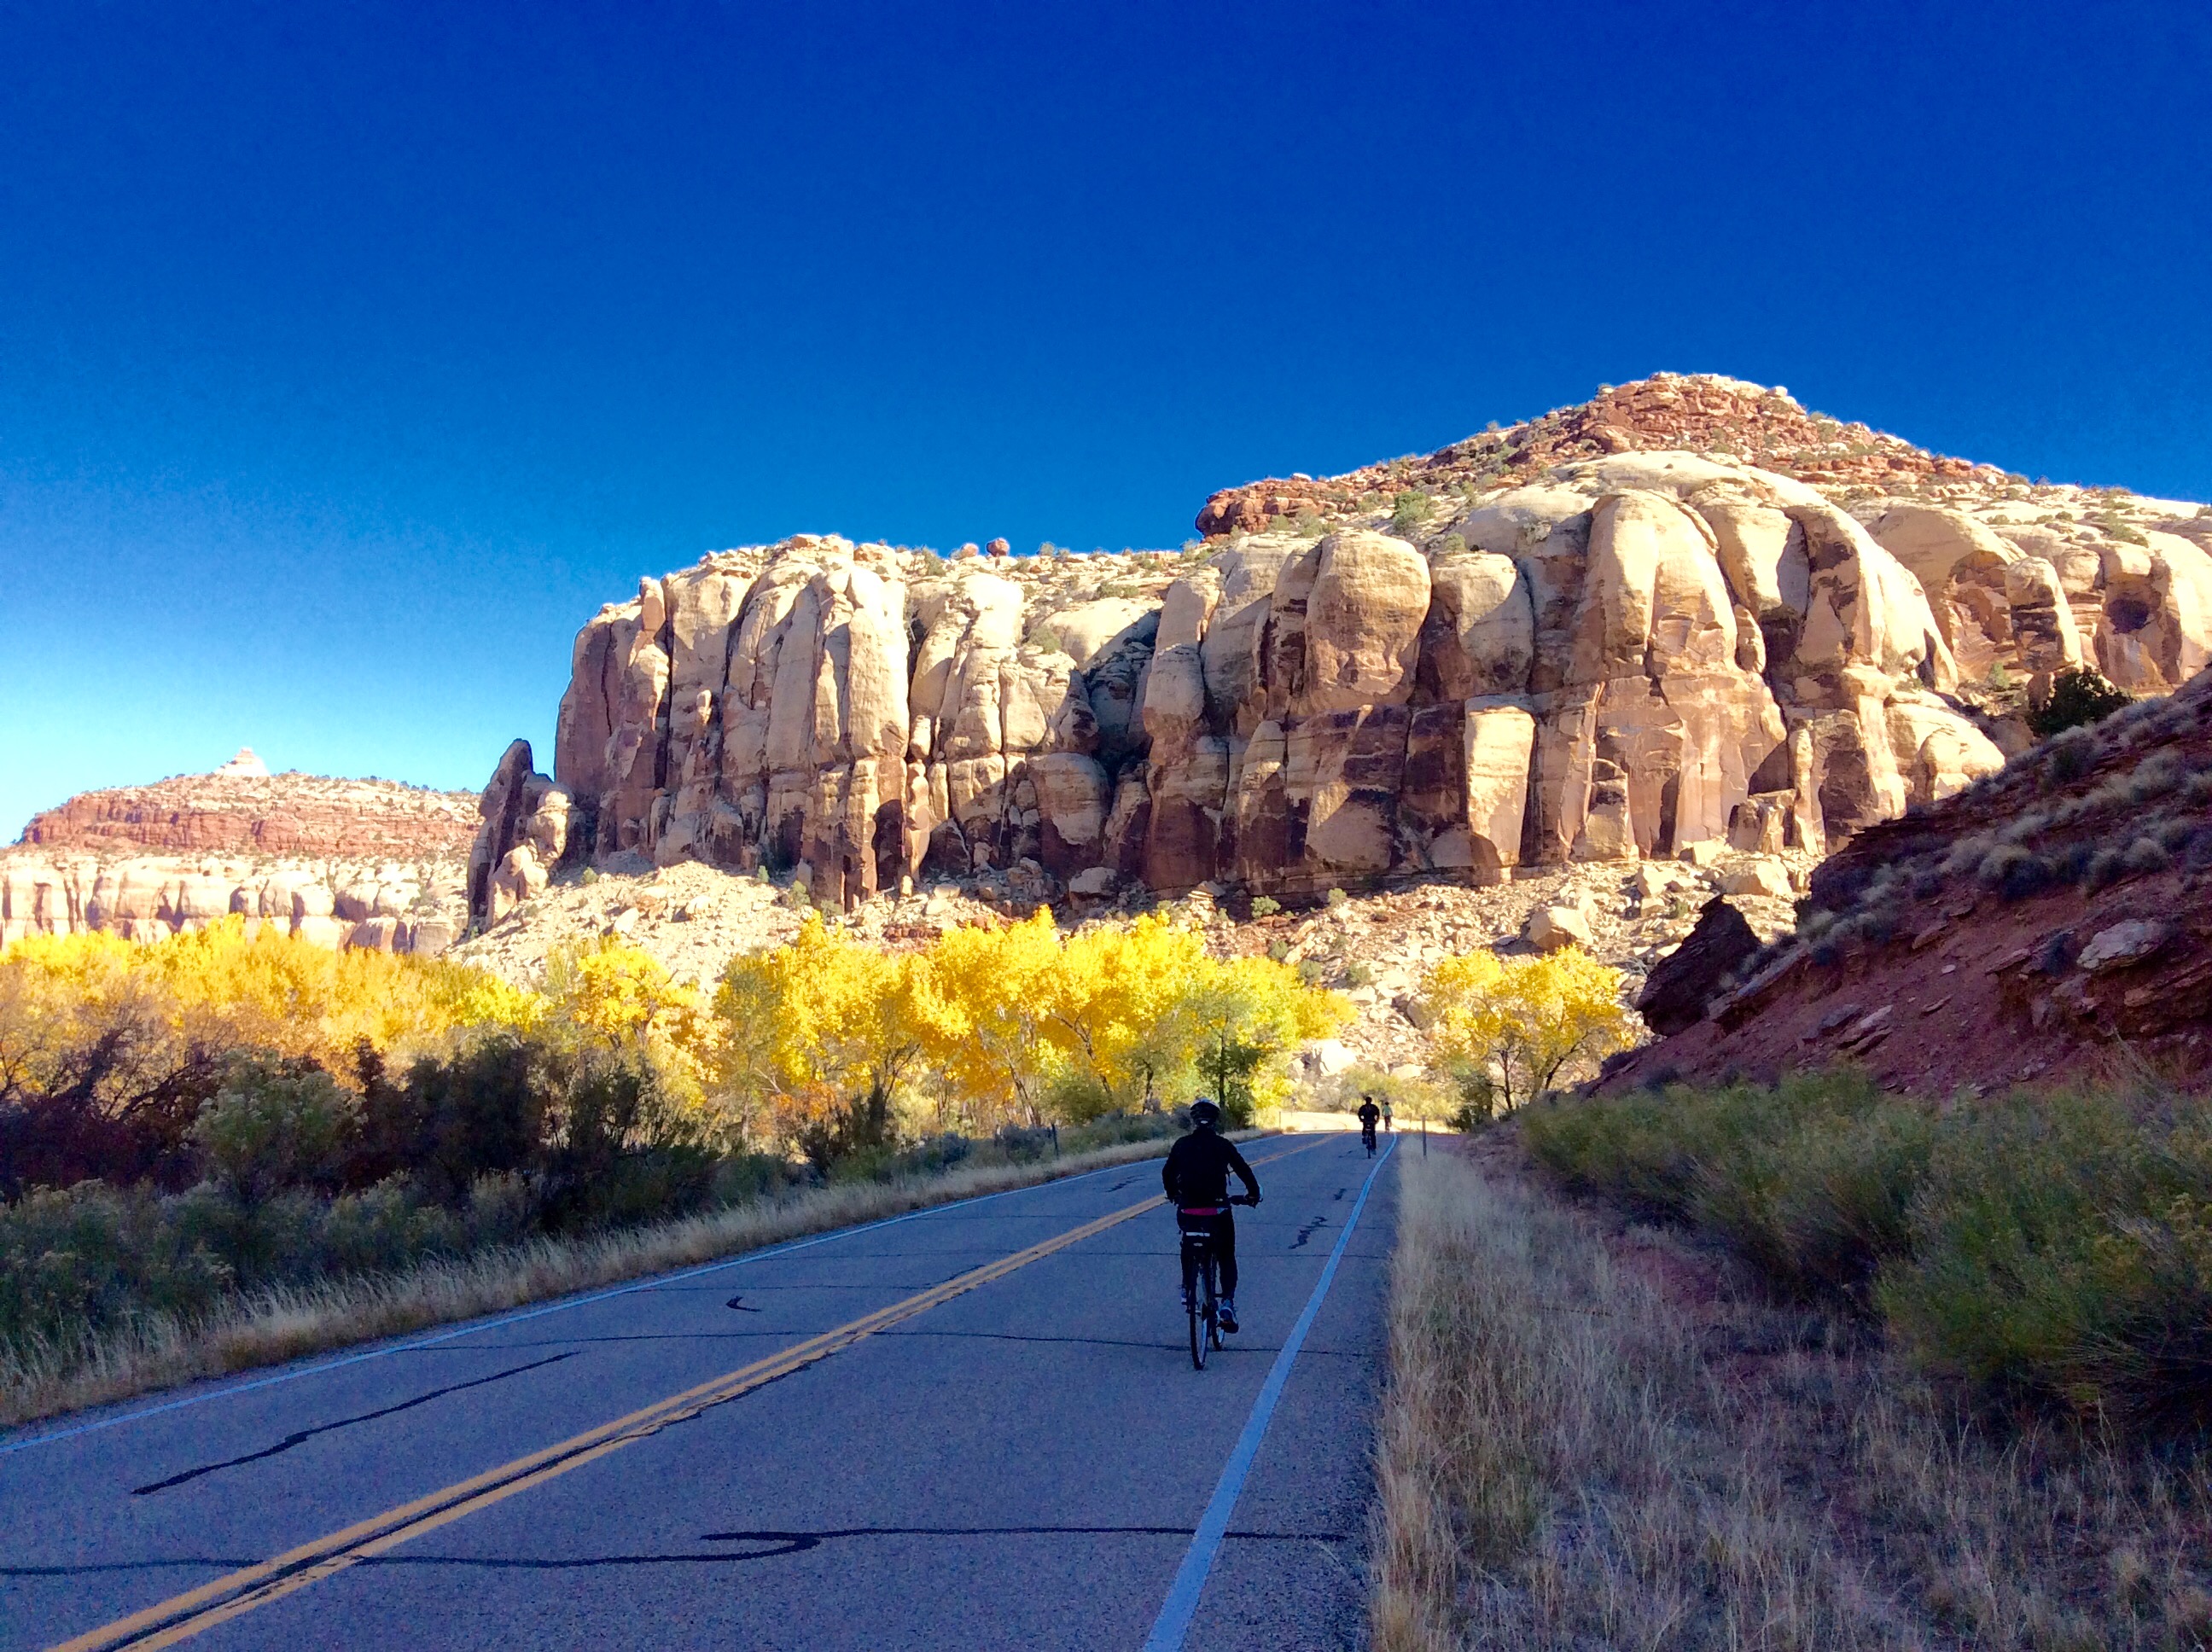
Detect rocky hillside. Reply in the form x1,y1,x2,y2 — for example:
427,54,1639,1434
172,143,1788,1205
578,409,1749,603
1604,666,2212,1095
472,375,2211,929
19,749,480,858
2,753,478,953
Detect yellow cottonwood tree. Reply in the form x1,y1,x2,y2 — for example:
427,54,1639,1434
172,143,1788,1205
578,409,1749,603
715,915,920,1155
1184,953,1348,1125
1045,914,1214,1115
1421,945,1633,1114
2,917,543,1074
907,908,1068,1128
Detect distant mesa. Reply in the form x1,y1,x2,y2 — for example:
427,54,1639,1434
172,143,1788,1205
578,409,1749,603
4,759,480,955
17,759,479,858
468,373,2212,928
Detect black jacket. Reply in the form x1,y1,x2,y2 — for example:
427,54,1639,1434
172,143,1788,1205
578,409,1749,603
1162,1130,1260,1207
1356,1102,1380,1129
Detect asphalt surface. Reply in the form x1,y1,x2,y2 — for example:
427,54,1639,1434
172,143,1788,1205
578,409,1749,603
3,1132,1401,1650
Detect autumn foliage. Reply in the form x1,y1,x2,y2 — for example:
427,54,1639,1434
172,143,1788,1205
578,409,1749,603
1419,946,1633,1116
718,909,1347,1155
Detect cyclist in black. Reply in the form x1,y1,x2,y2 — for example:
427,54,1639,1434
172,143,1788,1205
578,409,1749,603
1162,1098,1260,1334
1356,1095,1381,1156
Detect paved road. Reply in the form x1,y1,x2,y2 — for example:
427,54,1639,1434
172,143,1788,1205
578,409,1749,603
3,1133,1400,1650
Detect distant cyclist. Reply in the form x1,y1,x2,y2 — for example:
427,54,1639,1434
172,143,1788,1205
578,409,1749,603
1162,1099,1260,1335
1356,1095,1380,1157
1381,1096,1394,1133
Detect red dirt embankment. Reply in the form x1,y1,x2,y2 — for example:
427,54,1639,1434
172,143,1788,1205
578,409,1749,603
1606,670,2212,1095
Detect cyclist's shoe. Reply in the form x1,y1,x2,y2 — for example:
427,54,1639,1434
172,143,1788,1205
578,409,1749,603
1218,1300,1239,1335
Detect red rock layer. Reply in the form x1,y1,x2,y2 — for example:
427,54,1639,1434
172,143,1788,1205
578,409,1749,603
1196,373,2006,537
19,772,481,859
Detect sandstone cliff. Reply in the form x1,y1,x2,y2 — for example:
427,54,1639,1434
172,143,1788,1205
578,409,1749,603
4,756,479,953
20,753,480,859
490,375,2212,924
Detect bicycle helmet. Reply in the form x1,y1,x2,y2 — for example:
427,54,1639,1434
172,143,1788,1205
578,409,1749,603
1188,1097,1221,1127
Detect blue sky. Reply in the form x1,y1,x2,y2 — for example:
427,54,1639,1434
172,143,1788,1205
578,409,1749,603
3,1,2208,835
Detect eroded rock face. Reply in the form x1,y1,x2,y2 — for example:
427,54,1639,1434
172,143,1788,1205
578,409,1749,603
466,739,572,929
6,760,479,953
527,387,2209,907
0,852,464,953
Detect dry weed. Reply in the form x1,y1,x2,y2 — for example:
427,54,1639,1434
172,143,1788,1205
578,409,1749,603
1373,1149,2212,1649
1,1136,1185,1430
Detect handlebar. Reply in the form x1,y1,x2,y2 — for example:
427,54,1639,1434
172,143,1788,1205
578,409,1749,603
1231,1193,1260,1207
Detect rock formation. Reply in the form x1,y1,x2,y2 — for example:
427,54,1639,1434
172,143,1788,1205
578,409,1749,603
20,764,480,858
1634,896,1761,1035
467,739,573,928
513,375,2212,913
1605,664,2212,1096
5,762,479,953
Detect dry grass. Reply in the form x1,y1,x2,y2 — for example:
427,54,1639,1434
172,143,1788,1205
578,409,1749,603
1370,1148,2212,1650
1,1135,1193,1431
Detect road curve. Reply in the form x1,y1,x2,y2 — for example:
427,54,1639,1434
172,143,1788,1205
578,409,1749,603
4,1133,1401,1650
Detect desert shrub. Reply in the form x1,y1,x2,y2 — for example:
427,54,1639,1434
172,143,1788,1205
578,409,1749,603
1876,1091,2212,1429
1388,490,1433,533
2040,724,2099,788
1940,830,1997,878
188,1060,355,1203
364,1033,549,1204
2122,835,2173,876
1532,1076,2212,1432
2028,667,2132,738
0,1182,232,1354
1249,896,1282,918
1976,844,2052,900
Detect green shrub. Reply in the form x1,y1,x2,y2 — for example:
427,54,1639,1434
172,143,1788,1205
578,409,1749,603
189,1062,354,1203
2028,667,2131,738
1530,1075,2212,1432
1249,896,1282,918
1388,490,1433,534
1876,1091,2212,1428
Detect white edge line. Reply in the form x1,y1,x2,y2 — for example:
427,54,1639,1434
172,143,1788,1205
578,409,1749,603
1140,1134,1394,1652
0,1142,1231,1458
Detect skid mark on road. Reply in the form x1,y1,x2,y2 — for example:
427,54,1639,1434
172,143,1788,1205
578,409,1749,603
1289,1216,1328,1249
131,1353,579,1497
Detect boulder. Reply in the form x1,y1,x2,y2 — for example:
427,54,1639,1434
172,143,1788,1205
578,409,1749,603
2078,918,2172,973
1525,905,1595,952
1306,1038,1357,1079
1635,897,1762,1035
1718,858,1794,900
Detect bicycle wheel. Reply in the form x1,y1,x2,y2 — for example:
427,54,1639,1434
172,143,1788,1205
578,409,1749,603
1186,1243,1208,1370
1198,1254,1219,1366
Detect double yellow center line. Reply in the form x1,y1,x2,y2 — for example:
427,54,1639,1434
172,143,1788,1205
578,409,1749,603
55,1137,1327,1650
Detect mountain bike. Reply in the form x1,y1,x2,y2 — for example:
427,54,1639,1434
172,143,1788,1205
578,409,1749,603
1177,1195,1255,1371
1361,1121,1377,1158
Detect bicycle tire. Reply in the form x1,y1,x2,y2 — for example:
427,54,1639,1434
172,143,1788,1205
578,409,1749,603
1199,1254,1219,1368
1187,1242,1209,1370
